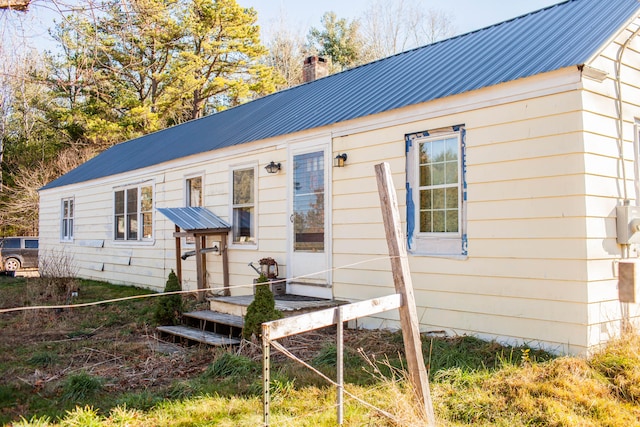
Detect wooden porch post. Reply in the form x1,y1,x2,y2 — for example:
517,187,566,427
174,225,182,285
194,234,206,302
220,235,230,296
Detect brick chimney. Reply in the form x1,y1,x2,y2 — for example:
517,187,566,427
303,56,328,83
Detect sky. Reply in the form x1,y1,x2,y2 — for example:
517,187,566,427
1,0,564,52
239,0,563,37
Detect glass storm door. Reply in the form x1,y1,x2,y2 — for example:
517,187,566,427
288,146,331,298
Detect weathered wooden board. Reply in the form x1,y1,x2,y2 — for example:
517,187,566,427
157,325,241,346
263,294,402,340
183,310,244,328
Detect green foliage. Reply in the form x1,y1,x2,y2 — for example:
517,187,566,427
58,406,102,427
115,390,162,412
153,270,183,326
590,333,640,403
13,415,52,427
242,274,282,339
27,351,59,368
1,0,281,235
312,343,363,369
206,352,259,378
308,11,364,71
0,384,18,408
426,335,554,378
6,274,640,426
61,372,104,402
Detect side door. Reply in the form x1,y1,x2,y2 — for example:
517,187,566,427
287,142,332,299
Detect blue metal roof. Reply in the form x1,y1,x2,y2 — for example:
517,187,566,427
157,207,231,231
41,0,640,190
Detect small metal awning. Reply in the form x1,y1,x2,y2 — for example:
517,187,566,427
157,207,230,232
157,207,231,299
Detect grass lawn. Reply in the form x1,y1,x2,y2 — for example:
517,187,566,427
1,274,640,426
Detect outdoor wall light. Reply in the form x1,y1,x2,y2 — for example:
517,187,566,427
334,153,348,167
265,161,281,174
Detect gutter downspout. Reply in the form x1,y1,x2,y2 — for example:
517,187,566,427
616,22,640,207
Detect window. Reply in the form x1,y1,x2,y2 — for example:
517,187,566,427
186,176,202,207
114,185,153,241
61,198,74,241
232,167,255,244
406,126,467,256
185,176,203,244
1,238,20,249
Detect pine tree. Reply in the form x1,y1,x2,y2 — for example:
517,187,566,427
242,274,282,339
153,270,183,325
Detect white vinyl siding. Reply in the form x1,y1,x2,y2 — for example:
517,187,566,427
37,14,640,356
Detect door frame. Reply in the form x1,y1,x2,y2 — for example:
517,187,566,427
286,137,332,298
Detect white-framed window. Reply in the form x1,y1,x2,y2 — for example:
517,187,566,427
184,176,203,245
61,198,74,241
406,126,467,257
114,184,153,241
186,176,203,207
231,166,256,245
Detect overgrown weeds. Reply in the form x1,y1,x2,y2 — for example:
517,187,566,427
61,372,104,402
37,249,79,305
3,275,640,426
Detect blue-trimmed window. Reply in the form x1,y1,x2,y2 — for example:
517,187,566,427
406,126,467,257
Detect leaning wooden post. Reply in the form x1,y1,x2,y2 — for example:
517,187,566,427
374,162,436,425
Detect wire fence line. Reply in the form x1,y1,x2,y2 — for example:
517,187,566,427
1,252,415,424
0,255,400,314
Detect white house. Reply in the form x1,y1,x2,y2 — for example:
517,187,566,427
39,0,640,354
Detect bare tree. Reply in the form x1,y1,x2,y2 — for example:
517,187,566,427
263,11,307,89
360,0,456,60
0,146,94,235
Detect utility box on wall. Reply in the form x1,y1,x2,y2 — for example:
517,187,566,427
619,260,640,303
617,205,640,244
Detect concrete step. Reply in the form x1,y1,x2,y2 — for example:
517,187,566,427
210,294,346,317
157,325,241,346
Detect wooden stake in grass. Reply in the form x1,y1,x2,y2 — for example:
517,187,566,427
375,162,436,425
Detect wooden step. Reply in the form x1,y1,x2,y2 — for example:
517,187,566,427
157,325,241,346
183,310,244,328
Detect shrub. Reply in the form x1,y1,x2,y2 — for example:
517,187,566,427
61,372,104,402
153,270,183,326
27,351,59,368
36,249,79,304
242,274,282,339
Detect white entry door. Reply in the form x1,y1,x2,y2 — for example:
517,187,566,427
287,144,332,299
